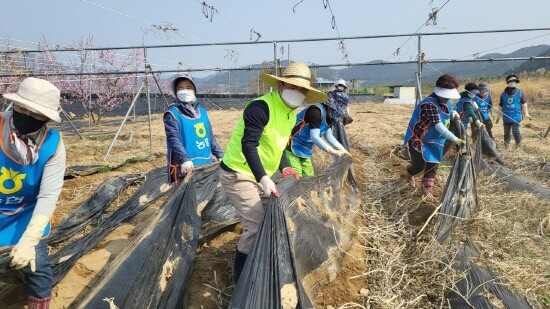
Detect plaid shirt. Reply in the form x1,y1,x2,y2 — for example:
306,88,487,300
410,96,449,152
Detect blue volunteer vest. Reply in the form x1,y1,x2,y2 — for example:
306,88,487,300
454,96,475,129
404,97,452,163
290,104,331,158
501,89,522,123
166,104,214,168
474,96,491,121
0,118,60,248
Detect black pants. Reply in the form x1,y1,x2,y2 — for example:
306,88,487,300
407,144,438,179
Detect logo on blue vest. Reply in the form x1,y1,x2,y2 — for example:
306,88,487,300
194,122,207,138
0,167,26,195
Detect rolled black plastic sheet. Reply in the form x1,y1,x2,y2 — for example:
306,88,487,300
50,167,171,284
62,163,234,308
230,156,359,308
72,175,200,309
437,117,479,243
440,119,532,308
473,110,503,168
48,174,143,245
446,239,532,309
332,120,359,192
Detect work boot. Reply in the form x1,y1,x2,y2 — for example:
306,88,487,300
515,142,522,149
233,250,248,285
28,296,51,309
504,142,509,150
421,178,435,200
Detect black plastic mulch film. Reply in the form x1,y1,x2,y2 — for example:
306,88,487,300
72,163,239,308
439,117,532,308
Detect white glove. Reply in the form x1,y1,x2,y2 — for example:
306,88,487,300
9,214,50,272
326,147,344,157
181,161,194,175
523,103,532,119
260,175,279,198
495,107,502,124
471,101,479,110
452,111,460,119
335,144,352,157
454,138,466,146
475,120,484,128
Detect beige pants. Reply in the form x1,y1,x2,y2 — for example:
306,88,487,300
219,169,267,254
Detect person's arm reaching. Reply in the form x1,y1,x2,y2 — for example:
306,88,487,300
241,101,270,182
434,122,464,146
10,140,66,271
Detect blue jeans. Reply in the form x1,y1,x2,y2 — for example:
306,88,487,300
21,240,52,299
503,122,522,145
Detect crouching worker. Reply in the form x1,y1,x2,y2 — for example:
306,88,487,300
1,77,66,308
404,74,465,198
163,75,223,183
219,63,327,283
285,102,350,177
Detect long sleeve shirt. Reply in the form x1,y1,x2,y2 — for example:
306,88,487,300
163,101,223,164
1,111,66,218
221,100,290,182
409,94,456,152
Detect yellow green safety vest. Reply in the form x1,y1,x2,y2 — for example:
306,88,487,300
222,92,296,181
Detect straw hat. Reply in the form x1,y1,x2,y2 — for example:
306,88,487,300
259,62,328,103
3,77,62,122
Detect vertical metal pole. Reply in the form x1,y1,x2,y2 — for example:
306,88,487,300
60,107,83,140
88,50,93,127
104,81,146,160
273,42,278,76
416,34,423,104
144,47,153,150
288,43,290,66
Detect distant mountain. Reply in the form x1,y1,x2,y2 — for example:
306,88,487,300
195,45,550,90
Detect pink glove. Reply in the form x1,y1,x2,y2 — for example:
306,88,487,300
282,167,300,180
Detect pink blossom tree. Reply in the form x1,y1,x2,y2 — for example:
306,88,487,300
37,35,144,125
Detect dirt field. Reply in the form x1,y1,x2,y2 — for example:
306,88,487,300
3,88,550,308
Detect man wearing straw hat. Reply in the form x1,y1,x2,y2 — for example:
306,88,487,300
1,77,66,308
219,62,327,283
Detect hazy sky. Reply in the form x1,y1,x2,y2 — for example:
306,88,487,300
2,0,550,76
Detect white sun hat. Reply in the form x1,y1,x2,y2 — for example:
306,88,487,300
334,78,347,88
3,77,62,122
433,86,460,99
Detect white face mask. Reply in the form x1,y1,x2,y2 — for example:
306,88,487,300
507,82,517,88
281,89,306,109
176,89,196,103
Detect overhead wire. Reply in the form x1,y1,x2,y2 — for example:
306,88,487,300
195,0,264,42
455,31,550,60
79,0,258,64
384,0,452,62
0,39,219,72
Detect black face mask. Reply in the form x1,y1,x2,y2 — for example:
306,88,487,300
12,110,48,135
